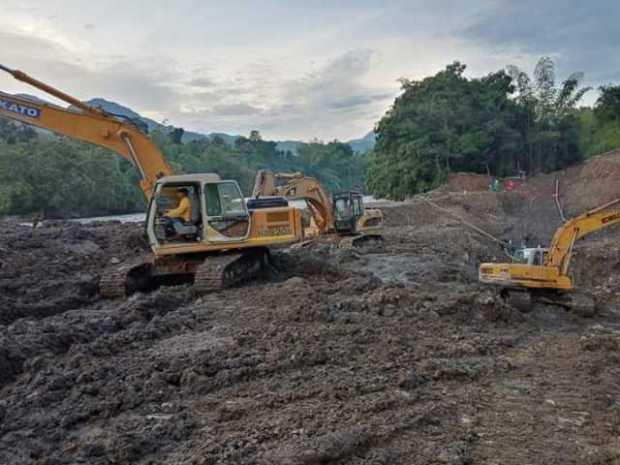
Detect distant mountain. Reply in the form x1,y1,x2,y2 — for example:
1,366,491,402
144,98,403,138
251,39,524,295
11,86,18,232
86,98,160,131
347,132,376,154
207,132,239,146
85,98,210,143
276,134,375,155
14,93,50,105
86,98,378,153
18,96,375,153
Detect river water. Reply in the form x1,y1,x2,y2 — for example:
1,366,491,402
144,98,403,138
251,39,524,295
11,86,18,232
21,196,386,226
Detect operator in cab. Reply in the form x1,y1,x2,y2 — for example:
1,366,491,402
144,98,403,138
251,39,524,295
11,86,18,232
162,188,192,238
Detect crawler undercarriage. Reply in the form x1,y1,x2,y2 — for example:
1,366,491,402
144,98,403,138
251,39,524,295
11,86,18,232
99,248,271,297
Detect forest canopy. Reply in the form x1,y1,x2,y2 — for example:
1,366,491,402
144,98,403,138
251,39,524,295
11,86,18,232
367,58,599,199
0,121,368,218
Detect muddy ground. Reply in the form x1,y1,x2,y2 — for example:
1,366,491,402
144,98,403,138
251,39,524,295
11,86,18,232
2,193,620,464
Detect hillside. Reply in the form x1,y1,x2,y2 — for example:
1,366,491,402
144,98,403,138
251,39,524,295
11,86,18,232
347,131,376,153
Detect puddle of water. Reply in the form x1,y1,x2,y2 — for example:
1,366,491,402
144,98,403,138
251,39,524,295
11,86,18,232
19,196,389,227
19,212,145,227
73,213,145,224
347,253,431,284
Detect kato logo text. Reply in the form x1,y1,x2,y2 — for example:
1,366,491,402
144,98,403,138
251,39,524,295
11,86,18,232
0,98,41,118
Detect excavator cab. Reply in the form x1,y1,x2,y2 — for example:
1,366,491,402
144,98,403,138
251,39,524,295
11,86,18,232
333,191,364,234
147,174,250,247
512,247,549,266
152,183,202,242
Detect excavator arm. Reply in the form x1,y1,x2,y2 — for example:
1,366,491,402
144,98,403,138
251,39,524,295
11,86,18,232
480,197,620,296
547,198,620,274
0,64,172,198
253,169,335,233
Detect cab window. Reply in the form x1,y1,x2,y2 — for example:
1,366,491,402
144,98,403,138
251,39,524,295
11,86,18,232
204,182,249,240
155,184,199,218
353,197,363,216
335,198,349,219
218,183,245,216
204,182,246,218
512,250,526,263
205,184,222,217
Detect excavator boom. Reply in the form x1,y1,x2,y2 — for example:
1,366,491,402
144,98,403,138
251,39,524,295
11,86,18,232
547,198,620,274
253,169,335,233
0,64,171,198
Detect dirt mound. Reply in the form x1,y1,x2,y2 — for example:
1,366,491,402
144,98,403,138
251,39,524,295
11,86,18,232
524,149,620,216
443,172,492,192
439,150,620,206
0,221,148,325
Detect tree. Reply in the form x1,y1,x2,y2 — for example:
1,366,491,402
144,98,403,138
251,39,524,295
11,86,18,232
249,130,262,142
367,57,592,200
367,62,522,199
594,85,620,123
296,141,362,192
169,127,185,145
0,139,143,217
0,118,37,144
506,57,590,173
579,85,620,157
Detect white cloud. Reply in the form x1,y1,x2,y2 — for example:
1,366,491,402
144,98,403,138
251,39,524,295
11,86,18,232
0,0,616,140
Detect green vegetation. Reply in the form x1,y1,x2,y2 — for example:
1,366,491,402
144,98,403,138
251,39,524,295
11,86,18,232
0,122,367,218
0,125,143,217
368,58,593,199
579,84,620,157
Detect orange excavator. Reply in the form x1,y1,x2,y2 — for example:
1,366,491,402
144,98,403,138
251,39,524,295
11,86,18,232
0,64,303,296
479,198,620,313
252,170,383,248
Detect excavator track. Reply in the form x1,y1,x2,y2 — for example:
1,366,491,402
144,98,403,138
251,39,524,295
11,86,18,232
500,288,597,316
193,248,269,294
534,291,597,317
99,258,153,298
338,233,383,250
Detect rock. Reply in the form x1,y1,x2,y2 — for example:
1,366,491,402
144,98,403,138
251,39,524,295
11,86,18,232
396,368,428,389
436,441,471,465
476,291,496,306
65,240,101,256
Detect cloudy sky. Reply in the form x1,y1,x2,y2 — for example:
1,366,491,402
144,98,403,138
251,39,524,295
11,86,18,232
1,0,618,141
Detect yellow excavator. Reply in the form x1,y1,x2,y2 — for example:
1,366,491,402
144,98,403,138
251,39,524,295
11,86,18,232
0,64,303,296
479,198,620,313
252,170,383,248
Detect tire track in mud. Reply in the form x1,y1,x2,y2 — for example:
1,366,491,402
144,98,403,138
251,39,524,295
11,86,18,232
471,331,620,465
